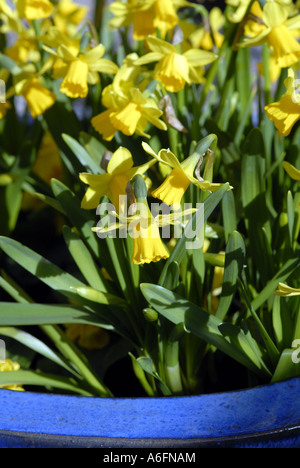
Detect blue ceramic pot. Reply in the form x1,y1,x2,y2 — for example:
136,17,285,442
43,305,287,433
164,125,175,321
0,377,300,448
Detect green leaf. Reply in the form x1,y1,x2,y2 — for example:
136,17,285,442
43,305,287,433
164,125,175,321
136,356,172,396
241,127,272,283
0,53,22,75
79,131,108,167
140,283,269,376
159,183,230,286
0,370,93,396
271,348,300,383
51,178,101,260
0,326,76,376
62,225,107,292
62,133,102,174
251,257,300,311
0,302,114,328
0,236,87,304
215,231,245,321
222,190,237,241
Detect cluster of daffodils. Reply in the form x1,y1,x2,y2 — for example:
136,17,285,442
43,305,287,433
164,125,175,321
0,0,299,262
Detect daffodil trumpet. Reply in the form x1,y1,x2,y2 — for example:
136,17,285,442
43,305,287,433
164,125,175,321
92,175,197,264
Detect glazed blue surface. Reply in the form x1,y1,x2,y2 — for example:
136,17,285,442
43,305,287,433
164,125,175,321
0,377,300,447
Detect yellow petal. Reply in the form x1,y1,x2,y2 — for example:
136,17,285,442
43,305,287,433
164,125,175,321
60,59,89,98
131,221,169,264
110,102,142,135
79,172,111,209
283,161,300,181
91,109,116,141
273,283,300,296
183,48,217,67
107,147,133,175
155,53,190,92
133,9,156,40
263,2,288,29
152,168,191,205
147,35,176,55
22,80,56,118
265,95,300,136
267,25,300,68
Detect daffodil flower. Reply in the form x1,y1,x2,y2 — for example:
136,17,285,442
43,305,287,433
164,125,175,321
239,1,300,68
80,146,156,212
16,0,53,21
91,53,167,140
274,283,300,297
188,7,225,51
5,62,56,118
142,140,225,206
53,0,88,36
44,44,118,99
0,359,24,391
265,68,300,136
109,0,192,40
92,175,196,264
135,36,217,93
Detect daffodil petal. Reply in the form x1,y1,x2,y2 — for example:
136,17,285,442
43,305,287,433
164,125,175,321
263,2,288,29
135,51,164,66
147,35,176,55
107,147,133,175
159,149,183,170
83,44,105,63
183,48,217,67
283,161,300,181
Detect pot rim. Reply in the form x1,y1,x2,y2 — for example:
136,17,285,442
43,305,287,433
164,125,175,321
0,376,300,443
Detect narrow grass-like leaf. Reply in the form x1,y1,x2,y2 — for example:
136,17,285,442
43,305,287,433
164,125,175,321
140,283,268,376
0,326,76,376
271,348,300,383
51,178,101,259
222,190,237,242
62,133,102,174
0,370,93,396
62,225,107,292
251,258,300,311
159,184,230,286
215,231,245,321
0,302,114,329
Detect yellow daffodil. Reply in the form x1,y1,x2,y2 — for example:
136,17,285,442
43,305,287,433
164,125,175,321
188,7,225,51
44,43,118,99
92,86,167,140
274,283,300,297
0,101,11,119
5,61,56,118
91,53,167,140
0,359,25,391
142,140,225,206
226,0,251,23
53,0,88,36
92,174,197,264
98,208,170,265
265,68,300,136
283,161,300,181
109,0,192,40
65,324,110,350
0,1,41,63
135,36,217,93
16,0,53,21
22,131,62,210
80,146,156,211
239,1,300,68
